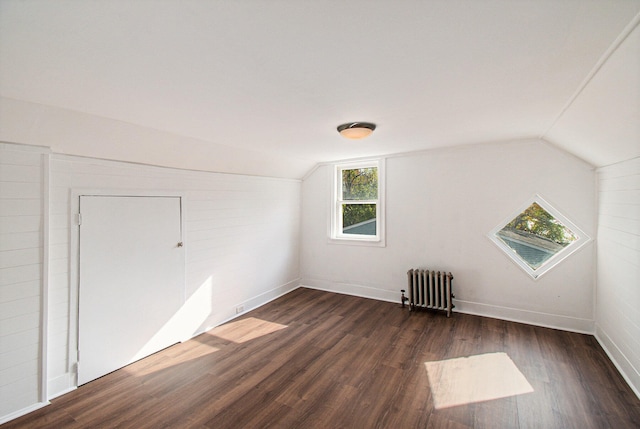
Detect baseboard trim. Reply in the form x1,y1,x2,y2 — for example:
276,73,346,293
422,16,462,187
0,401,49,425
191,279,301,338
241,279,301,316
595,324,640,400
301,279,400,304
454,299,594,334
301,279,594,334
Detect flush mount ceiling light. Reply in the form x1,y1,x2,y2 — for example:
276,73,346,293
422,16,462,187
337,122,376,140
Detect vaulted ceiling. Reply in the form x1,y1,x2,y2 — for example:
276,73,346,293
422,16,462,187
1,1,638,179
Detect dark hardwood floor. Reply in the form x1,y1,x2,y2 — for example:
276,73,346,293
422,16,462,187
4,288,640,428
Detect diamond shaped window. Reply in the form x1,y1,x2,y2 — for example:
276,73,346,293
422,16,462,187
488,196,590,279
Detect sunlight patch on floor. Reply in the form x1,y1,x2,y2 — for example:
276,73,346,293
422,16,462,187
211,317,288,343
124,343,221,377
425,352,534,409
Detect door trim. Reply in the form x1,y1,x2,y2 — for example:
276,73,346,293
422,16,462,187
68,189,185,387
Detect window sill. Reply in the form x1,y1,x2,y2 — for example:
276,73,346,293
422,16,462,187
328,237,386,247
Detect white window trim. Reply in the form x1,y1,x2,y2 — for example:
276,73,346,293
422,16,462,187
329,159,386,247
487,194,591,280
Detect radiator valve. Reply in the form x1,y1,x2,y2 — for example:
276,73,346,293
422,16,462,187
401,289,408,307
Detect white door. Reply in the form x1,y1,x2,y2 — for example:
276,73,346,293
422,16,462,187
78,196,185,385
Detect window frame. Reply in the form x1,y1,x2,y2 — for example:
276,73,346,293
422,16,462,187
330,159,385,246
487,194,591,280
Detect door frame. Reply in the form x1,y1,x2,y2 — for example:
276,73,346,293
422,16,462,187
68,189,186,387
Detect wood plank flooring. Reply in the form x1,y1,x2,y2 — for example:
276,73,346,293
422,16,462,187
4,288,640,428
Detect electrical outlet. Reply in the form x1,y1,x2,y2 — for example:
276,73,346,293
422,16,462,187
236,305,244,314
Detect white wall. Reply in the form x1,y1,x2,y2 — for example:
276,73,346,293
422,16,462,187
0,143,48,421
595,157,640,397
301,139,596,332
46,154,301,398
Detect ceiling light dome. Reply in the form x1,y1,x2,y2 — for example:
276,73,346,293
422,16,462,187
337,122,376,139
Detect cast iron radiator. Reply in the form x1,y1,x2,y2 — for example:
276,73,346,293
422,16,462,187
406,269,455,317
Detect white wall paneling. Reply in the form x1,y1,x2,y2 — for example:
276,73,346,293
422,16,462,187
595,157,640,397
0,143,50,423
47,154,301,398
301,139,597,333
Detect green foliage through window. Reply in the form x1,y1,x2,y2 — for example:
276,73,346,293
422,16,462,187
503,202,577,246
489,196,590,279
336,165,379,238
342,203,376,233
342,168,377,200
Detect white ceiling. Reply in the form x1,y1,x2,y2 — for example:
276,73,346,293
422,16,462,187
1,0,639,178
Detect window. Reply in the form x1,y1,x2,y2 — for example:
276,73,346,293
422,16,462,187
488,195,590,279
331,159,385,245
